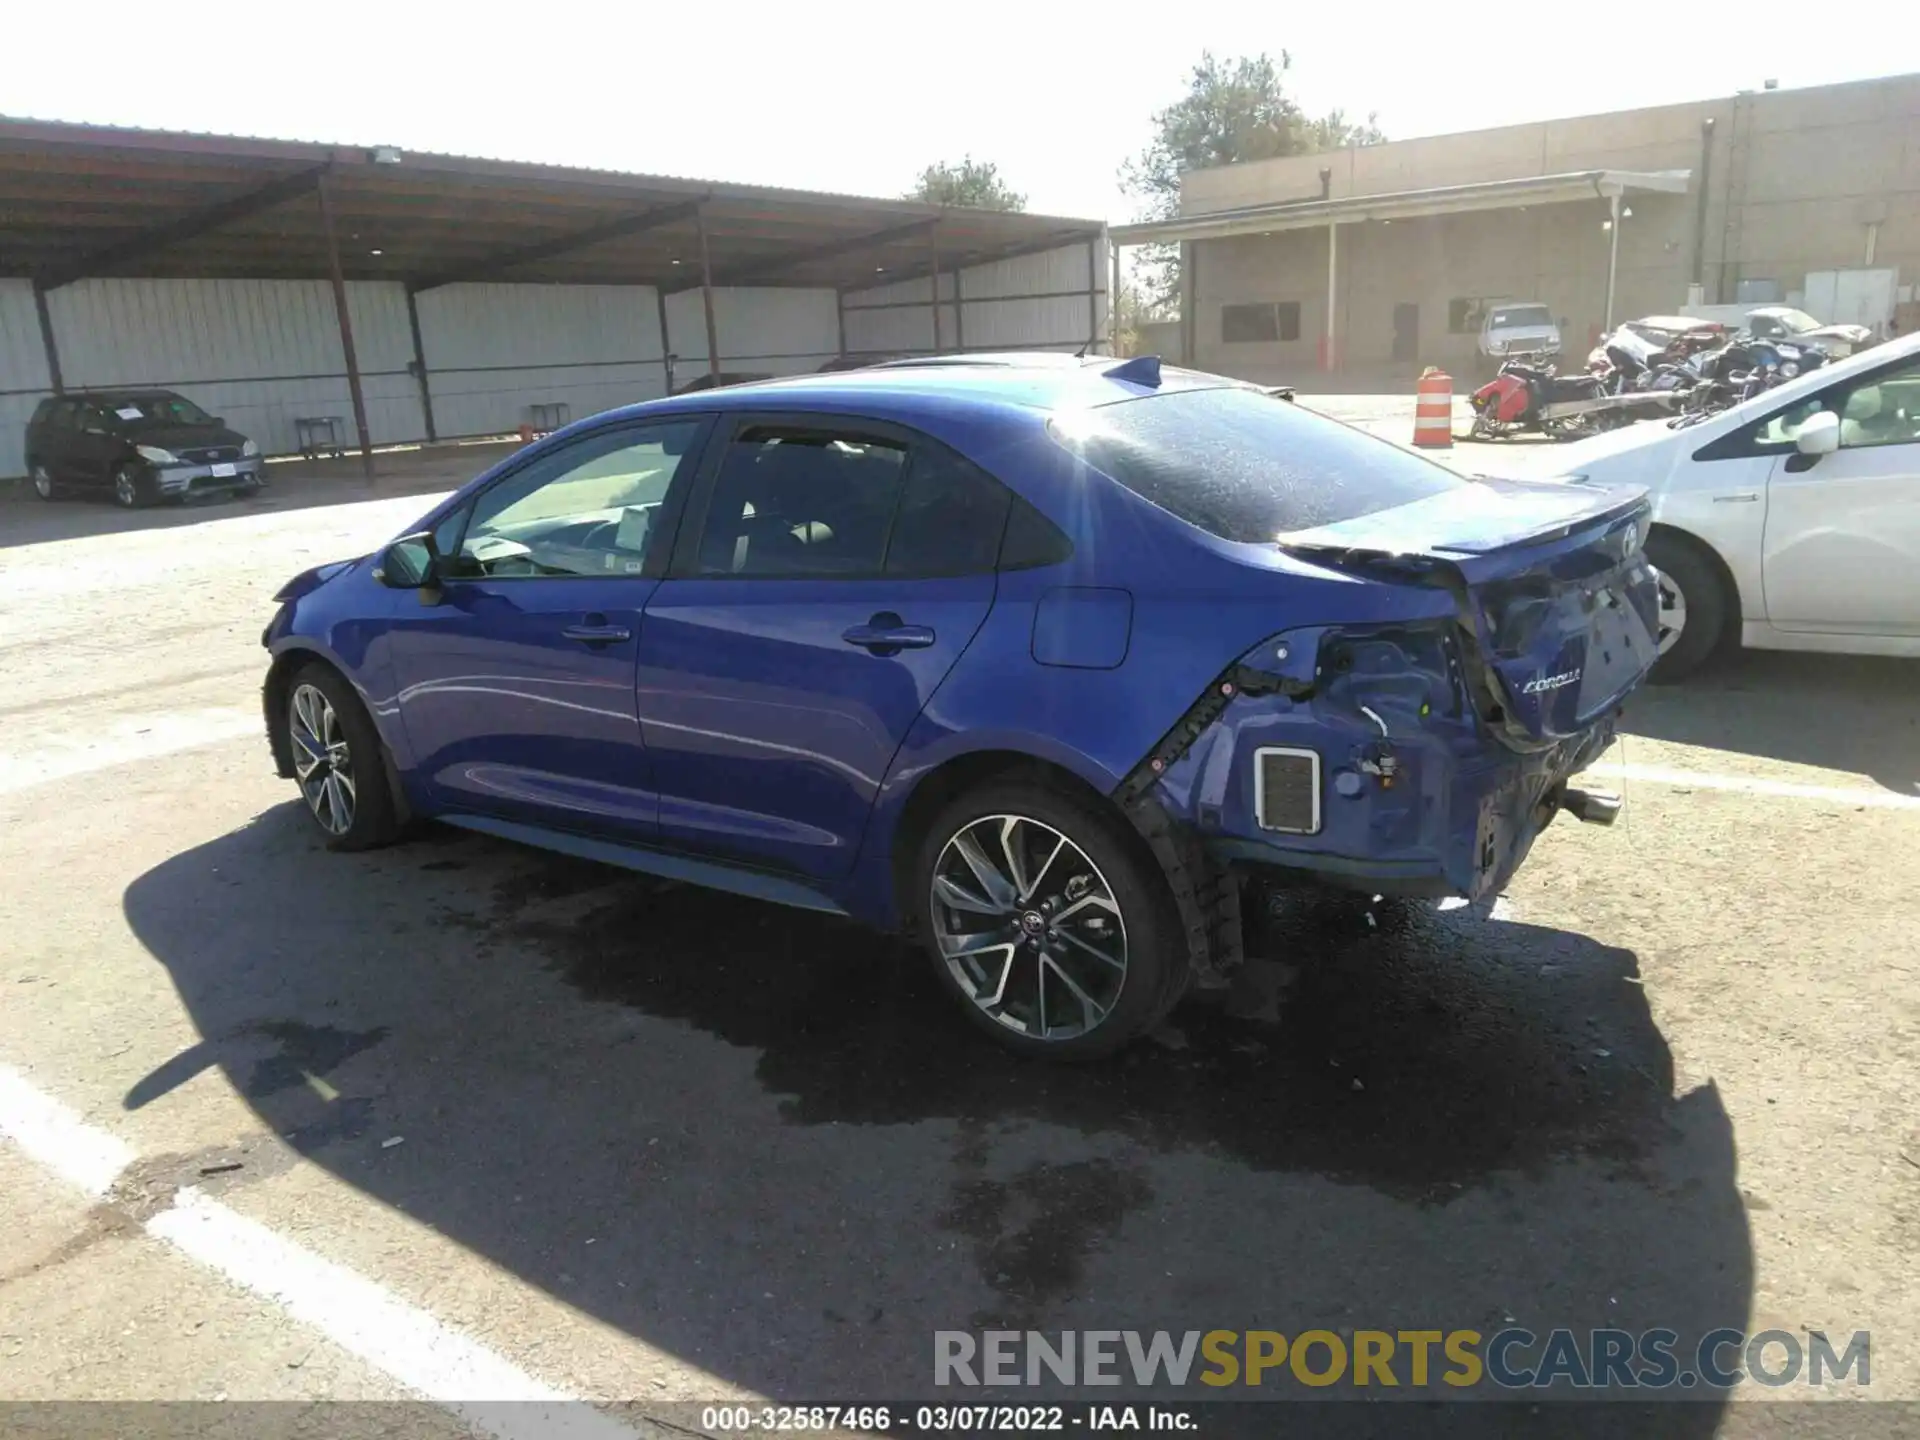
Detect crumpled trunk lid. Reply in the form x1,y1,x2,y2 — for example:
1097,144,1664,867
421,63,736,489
1274,478,1659,748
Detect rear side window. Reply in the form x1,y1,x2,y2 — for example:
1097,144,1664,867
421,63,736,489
1050,386,1464,542
696,427,908,578
884,447,1012,578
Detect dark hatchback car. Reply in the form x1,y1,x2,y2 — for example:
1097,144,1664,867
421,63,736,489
24,391,262,507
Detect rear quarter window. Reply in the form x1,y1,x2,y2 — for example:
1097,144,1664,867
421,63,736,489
1048,386,1465,542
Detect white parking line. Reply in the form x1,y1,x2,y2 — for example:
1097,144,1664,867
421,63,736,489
0,1064,638,1439
1582,762,1920,811
0,706,260,796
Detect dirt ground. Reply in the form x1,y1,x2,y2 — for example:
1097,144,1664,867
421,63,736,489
1,401,1916,1437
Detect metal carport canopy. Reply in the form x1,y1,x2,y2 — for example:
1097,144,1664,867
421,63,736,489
0,119,1101,290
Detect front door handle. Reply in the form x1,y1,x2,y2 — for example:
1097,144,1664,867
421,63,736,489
562,621,632,646
842,612,935,655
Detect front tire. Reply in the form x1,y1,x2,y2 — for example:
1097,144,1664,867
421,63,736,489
1645,532,1729,683
112,464,155,509
30,463,60,500
283,663,399,851
911,779,1184,1060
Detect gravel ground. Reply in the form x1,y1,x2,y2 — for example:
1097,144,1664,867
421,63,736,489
1,411,1915,1436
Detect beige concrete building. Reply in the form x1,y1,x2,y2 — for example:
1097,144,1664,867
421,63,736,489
1112,72,1920,384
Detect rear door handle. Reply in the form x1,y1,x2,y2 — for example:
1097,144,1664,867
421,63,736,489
842,613,935,654
562,622,633,645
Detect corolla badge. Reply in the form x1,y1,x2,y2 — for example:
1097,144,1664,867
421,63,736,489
1521,670,1582,695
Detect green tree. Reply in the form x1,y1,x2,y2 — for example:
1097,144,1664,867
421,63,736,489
908,157,1027,212
1121,52,1384,308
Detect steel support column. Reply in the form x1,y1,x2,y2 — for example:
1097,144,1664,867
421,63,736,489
1604,191,1622,330
1179,241,1196,366
695,205,720,380
952,269,964,352
404,288,436,444
1110,242,1121,355
1323,221,1338,373
1086,238,1099,352
31,280,63,395
316,172,374,478
928,228,943,352
657,288,676,396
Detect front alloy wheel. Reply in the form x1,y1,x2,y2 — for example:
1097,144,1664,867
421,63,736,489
113,466,150,509
289,682,356,836
930,814,1130,1043
31,465,56,500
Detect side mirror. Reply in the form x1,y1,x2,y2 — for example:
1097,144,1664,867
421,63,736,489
374,531,440,590
1794,410,1841,458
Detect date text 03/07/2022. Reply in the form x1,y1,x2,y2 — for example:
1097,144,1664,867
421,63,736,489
698,1406,1194,1433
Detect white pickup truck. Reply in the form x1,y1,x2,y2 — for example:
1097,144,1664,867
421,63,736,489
1478,302,1561,362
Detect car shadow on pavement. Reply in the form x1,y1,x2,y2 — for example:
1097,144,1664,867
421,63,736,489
122,807,1749,1432
1625,650,1920,795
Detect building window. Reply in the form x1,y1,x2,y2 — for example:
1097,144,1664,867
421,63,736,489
1449,298,1490,334
1222,302,1301,344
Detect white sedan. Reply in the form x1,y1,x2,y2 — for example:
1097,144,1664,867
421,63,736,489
1555,330,1920,681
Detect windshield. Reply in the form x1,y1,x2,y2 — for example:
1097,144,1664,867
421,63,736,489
1049,385,1465,543
1488,306,1552,330
1760,309,1820,334
105,394,215,427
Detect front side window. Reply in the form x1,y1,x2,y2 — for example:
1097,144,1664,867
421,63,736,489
1050,384,1464,542
695,427,908,578
1837,357,1920,449
1721,354,1920,456
442,420,705,580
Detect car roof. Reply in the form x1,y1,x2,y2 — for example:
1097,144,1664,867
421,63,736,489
613,354,1237,424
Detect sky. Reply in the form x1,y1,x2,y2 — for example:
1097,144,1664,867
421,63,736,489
5,1,1918,224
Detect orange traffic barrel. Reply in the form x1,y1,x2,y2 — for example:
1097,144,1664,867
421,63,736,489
1413,368,1453,448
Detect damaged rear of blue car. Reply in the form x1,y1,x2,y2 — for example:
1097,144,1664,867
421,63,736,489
262,356,1657,1059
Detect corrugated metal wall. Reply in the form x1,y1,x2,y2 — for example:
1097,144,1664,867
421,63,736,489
842,238,1108,356
0,249,1106,479
660,287,840,382
415,283,663,436
46,278,418,456
0,279,53,479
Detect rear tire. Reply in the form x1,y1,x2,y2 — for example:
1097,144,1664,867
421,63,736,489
1645,532,1729,683
910,779,1184,1060
283,662,400,851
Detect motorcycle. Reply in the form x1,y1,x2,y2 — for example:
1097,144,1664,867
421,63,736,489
1680,337,1828,417
1469,360,1615,440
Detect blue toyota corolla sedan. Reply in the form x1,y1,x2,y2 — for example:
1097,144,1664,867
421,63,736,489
262,353,1660,1057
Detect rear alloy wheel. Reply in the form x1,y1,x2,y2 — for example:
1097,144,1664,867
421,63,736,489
1644,532,1728,683
30,464,59,500
914,782,1182,1059
112,465,154,509
284,664,399,850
